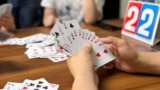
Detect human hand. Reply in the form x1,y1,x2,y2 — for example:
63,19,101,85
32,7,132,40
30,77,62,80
43,14,57,27
67,44,99,89
67,44,96,78
101,36,140,73
0,13,16,31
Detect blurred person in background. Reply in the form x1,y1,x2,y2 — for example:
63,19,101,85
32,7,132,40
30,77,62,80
41,0,105,27
7,0,43,29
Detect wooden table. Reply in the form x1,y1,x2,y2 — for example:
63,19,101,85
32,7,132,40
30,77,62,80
0,20,160,90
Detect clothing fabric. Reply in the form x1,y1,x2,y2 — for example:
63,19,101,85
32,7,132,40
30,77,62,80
41,0,105,22
0,0,7,5
7,0,42,29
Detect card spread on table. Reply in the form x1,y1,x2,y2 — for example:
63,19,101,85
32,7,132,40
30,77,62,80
50,20,115,69
2,78,59,90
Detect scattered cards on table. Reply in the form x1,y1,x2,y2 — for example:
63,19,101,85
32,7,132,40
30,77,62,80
0,33,68,63
2,78,59,90
50,20,115,69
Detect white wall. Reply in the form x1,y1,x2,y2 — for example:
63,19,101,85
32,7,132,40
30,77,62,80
119,0,130,18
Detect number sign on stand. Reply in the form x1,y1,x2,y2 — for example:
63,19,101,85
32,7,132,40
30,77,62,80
122,1,160,45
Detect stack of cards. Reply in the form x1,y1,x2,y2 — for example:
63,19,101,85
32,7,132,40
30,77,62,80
50,20,115,69
0,3,12,15
2,78,59,90
0,4,14,40
23,34,68,62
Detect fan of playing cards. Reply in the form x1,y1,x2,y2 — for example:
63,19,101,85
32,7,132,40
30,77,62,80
50,20,115,69
2,78,59,90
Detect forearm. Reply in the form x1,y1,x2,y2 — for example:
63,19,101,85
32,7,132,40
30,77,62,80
82,0,100,24
72,72,98,90
136,52,160,75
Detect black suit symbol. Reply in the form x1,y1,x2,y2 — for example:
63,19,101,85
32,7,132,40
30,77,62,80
70,23,74,28
43,86,48,89
29,83,35,86
55,32,59,38
36,84,41,88
38,81,43,84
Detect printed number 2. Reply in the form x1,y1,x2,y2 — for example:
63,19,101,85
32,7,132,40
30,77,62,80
123,2,159,40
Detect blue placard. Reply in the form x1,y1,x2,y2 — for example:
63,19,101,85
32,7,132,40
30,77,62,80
136,3,159,39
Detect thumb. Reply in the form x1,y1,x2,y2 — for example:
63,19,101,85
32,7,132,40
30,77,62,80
82,44,93,54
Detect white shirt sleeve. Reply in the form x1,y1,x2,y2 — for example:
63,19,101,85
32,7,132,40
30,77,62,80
95,0,105,19
41,0,55,9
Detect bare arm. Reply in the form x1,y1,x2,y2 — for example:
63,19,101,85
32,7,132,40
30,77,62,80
43,8,57,27
72,71,98,90
82,0,100,24
136,52,160,75
67,45,98,90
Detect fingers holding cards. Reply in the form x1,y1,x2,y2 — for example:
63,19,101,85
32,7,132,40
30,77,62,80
50,20,115,70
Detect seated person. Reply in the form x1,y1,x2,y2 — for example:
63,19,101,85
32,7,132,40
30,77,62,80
41,0,105,27
0,0,15,31
7,0,43,29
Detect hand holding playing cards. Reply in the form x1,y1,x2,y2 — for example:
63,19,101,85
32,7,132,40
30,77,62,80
0,13,16,31
67,44,98,90
101,36,160,75
101,36,139,73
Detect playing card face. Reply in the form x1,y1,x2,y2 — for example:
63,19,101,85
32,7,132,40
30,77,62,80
62,19,81,30
25,46,57,59
20,79,35,90
92,44,115,69
2,78,59,90
27,78,54,90
50,21,73,54
20,78,56,90
0,30,14,41
3,82,22,90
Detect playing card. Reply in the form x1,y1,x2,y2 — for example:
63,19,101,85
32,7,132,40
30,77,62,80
3,82,22,90
20,79,35,90
20,78,55,90
19,33,48,44
26,35,56,48
0,4,12,15
92,44,115,69
50,83,59,90
62,19,81,30
50,21,73,54
2,79,59,90
25,46,57,59
62,20,81,53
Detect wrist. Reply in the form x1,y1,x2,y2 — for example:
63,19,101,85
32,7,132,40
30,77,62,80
134,52,159,74
74,71,98,85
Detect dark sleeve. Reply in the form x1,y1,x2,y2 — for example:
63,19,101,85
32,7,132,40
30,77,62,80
0,0,7,5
